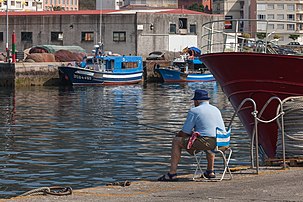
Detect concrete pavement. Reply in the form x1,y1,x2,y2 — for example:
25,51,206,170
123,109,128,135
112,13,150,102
3,166,303,202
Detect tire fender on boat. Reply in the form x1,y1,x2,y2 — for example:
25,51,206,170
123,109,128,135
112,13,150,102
153,63,160,74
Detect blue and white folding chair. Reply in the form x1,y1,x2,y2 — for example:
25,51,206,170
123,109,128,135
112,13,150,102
193,127,233,181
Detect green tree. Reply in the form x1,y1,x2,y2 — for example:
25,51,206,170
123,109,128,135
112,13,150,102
273,34,281,40
241,33,251,38
289,34,300,41
256,32,266,39
52,6,65,11
188,3,204,12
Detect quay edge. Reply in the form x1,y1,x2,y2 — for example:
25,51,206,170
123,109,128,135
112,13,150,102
3,167,303,202
0,62,68,87
0,60,167,87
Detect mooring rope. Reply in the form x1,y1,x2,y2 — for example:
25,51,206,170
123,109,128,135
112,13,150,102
19,186,72,197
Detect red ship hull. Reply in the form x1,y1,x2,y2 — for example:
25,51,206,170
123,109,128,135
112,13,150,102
201,52,303,158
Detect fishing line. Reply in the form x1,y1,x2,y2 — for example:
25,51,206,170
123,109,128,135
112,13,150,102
90,111,179,135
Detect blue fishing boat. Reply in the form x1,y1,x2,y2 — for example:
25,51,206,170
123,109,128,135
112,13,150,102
155,54,215,83
59,46,143,85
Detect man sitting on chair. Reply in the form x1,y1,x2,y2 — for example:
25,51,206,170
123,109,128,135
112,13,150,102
158,89,226,181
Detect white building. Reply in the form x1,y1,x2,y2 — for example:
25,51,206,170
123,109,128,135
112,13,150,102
96,0,123,10
0,0,43,11
212,0,303,44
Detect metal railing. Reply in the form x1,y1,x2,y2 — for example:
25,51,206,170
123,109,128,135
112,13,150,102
201,19,302,55
227,96,286,174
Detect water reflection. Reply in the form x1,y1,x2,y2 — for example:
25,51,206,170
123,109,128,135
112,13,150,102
0,82,249,198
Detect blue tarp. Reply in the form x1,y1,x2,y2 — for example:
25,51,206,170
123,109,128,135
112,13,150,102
188,47,202,55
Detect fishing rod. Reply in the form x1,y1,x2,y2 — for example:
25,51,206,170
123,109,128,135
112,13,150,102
89,111,181,135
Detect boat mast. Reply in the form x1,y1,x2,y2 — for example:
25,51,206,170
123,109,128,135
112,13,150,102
99,1,103,54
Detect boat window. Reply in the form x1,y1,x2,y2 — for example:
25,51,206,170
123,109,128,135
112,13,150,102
122,62,138,69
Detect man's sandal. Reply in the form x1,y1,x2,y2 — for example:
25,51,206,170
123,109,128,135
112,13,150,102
203,170,216,179
157,173,178,181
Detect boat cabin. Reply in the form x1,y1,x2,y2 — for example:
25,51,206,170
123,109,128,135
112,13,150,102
83,55,143,73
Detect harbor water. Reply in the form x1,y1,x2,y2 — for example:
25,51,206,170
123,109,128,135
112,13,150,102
0,82,250,198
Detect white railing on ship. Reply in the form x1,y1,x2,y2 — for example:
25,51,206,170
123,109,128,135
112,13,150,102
201,19,300,54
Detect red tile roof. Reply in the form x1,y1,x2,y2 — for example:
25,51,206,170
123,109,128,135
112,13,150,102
158,8,210,15
0,10,115,16
0,9,211,16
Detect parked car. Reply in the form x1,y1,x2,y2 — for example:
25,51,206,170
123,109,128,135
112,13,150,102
287,42,300,46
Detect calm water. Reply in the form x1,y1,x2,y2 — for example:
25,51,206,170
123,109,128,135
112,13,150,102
0,82,250,198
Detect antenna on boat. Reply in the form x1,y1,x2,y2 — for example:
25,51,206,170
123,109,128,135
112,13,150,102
99,1,103,55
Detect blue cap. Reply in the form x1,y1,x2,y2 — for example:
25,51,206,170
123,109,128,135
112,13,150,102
191,90,210,100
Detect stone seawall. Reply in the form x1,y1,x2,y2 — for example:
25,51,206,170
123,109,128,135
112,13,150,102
0,61,165,87
0,62,67,87
0,63,15,87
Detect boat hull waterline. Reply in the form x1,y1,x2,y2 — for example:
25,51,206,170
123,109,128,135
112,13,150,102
156,68,215,82
201,52,303,158
59,66,143,85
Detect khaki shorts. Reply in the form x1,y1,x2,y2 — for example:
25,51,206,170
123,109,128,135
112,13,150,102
182,136,216,155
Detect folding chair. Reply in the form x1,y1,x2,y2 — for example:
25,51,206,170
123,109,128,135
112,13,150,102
193,127,233,181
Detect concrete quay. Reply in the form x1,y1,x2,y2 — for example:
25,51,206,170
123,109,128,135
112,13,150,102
0,62,65,87
4,166,303,202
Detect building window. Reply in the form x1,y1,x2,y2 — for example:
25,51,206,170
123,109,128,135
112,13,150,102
189,24,196,34
11,1,15,6
267,14,274,20
51,32,63,41
0,32,3,41
169,24,176,33
16,1,21,8
21,32,32,42
287,14,295,21
277,4,284,10
113,32,126,42
277,14,284,20
287,24,295,30
267,4,274,10
287,4,295,11
179,18,187,29
268,24,274,30
257,4,266,11
258,15,266,20
277,24,284,30
81,32,94,41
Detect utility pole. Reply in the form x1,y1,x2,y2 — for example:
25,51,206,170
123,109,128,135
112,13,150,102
5,0,9,62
